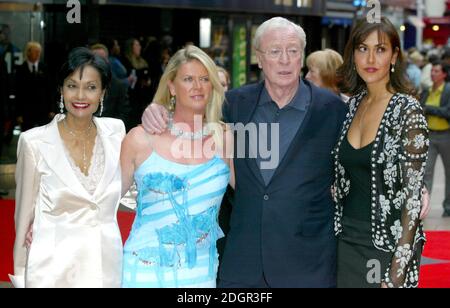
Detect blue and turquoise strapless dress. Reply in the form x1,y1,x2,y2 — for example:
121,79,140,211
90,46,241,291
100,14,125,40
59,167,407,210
122,152,230,288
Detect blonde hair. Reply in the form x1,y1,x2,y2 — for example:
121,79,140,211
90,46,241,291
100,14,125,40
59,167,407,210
306,49,343,94
90,43,109,56
153,45,225,148
217,66,230,87
24,41,42,59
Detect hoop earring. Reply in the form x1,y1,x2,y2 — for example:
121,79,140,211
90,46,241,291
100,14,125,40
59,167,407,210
59,95,64,113
170,96,176,112
99,97,104,116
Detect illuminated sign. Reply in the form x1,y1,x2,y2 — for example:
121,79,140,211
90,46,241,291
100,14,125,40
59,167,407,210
103,0,323,15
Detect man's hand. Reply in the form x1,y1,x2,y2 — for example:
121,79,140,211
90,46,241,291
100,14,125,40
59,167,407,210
25,223,33,249
141,103,169,134
420,187,431,220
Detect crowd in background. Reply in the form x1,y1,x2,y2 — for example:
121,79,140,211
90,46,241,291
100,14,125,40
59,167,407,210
0,29,179,144
2,12,450,288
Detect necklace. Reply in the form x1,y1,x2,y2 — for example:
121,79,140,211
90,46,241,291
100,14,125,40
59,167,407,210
63,119,94,175
358,98,372,131
358,93,393,130
168,113,210,140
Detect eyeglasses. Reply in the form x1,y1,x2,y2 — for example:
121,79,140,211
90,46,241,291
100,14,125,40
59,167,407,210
257,47,302,59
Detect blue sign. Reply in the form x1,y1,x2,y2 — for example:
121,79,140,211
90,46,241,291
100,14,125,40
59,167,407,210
353,0,367,6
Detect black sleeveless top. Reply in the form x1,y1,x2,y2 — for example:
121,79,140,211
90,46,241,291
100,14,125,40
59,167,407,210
339,137,374,222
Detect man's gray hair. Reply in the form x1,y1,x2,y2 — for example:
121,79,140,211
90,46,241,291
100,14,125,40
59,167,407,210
253,17,307,52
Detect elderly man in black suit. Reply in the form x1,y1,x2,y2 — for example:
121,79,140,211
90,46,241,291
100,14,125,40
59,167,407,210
15,41,52,131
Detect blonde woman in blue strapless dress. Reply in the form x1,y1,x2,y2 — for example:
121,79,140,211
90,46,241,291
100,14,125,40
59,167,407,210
120,45,235,288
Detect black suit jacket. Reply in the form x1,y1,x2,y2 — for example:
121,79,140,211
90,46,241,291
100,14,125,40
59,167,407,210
15,61,51,130
219,80,348,287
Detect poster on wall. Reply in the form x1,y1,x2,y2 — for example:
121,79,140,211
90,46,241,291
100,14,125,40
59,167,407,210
232,25,247,88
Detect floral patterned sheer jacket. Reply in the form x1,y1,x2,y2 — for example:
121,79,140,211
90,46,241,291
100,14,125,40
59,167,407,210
333,92,429,288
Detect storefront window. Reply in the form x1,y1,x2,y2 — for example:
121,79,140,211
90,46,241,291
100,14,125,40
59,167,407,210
210,22,230,68
0,6,44,74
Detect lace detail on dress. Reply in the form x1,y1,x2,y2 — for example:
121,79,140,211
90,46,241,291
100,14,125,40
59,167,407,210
63,136,105,195
333,93,428,288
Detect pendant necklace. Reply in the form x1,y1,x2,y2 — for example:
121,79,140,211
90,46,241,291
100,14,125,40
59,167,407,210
63,119,94,175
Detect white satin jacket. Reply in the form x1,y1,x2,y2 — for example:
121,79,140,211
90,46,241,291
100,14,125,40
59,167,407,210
10,114,125,288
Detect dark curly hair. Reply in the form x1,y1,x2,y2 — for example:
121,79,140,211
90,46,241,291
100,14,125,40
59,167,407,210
432,60,450,82
337,17,414,97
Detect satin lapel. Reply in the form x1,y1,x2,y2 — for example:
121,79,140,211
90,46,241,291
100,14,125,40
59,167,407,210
93,118,122,199
237,82,265,186
37,114,93,201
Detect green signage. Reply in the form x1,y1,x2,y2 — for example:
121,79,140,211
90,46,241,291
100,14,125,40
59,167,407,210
232,25,247,88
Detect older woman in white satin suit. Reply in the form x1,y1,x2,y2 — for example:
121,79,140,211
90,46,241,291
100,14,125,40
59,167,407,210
10,47,125,288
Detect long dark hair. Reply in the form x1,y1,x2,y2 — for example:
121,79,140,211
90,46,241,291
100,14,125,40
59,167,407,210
337,17,414,96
